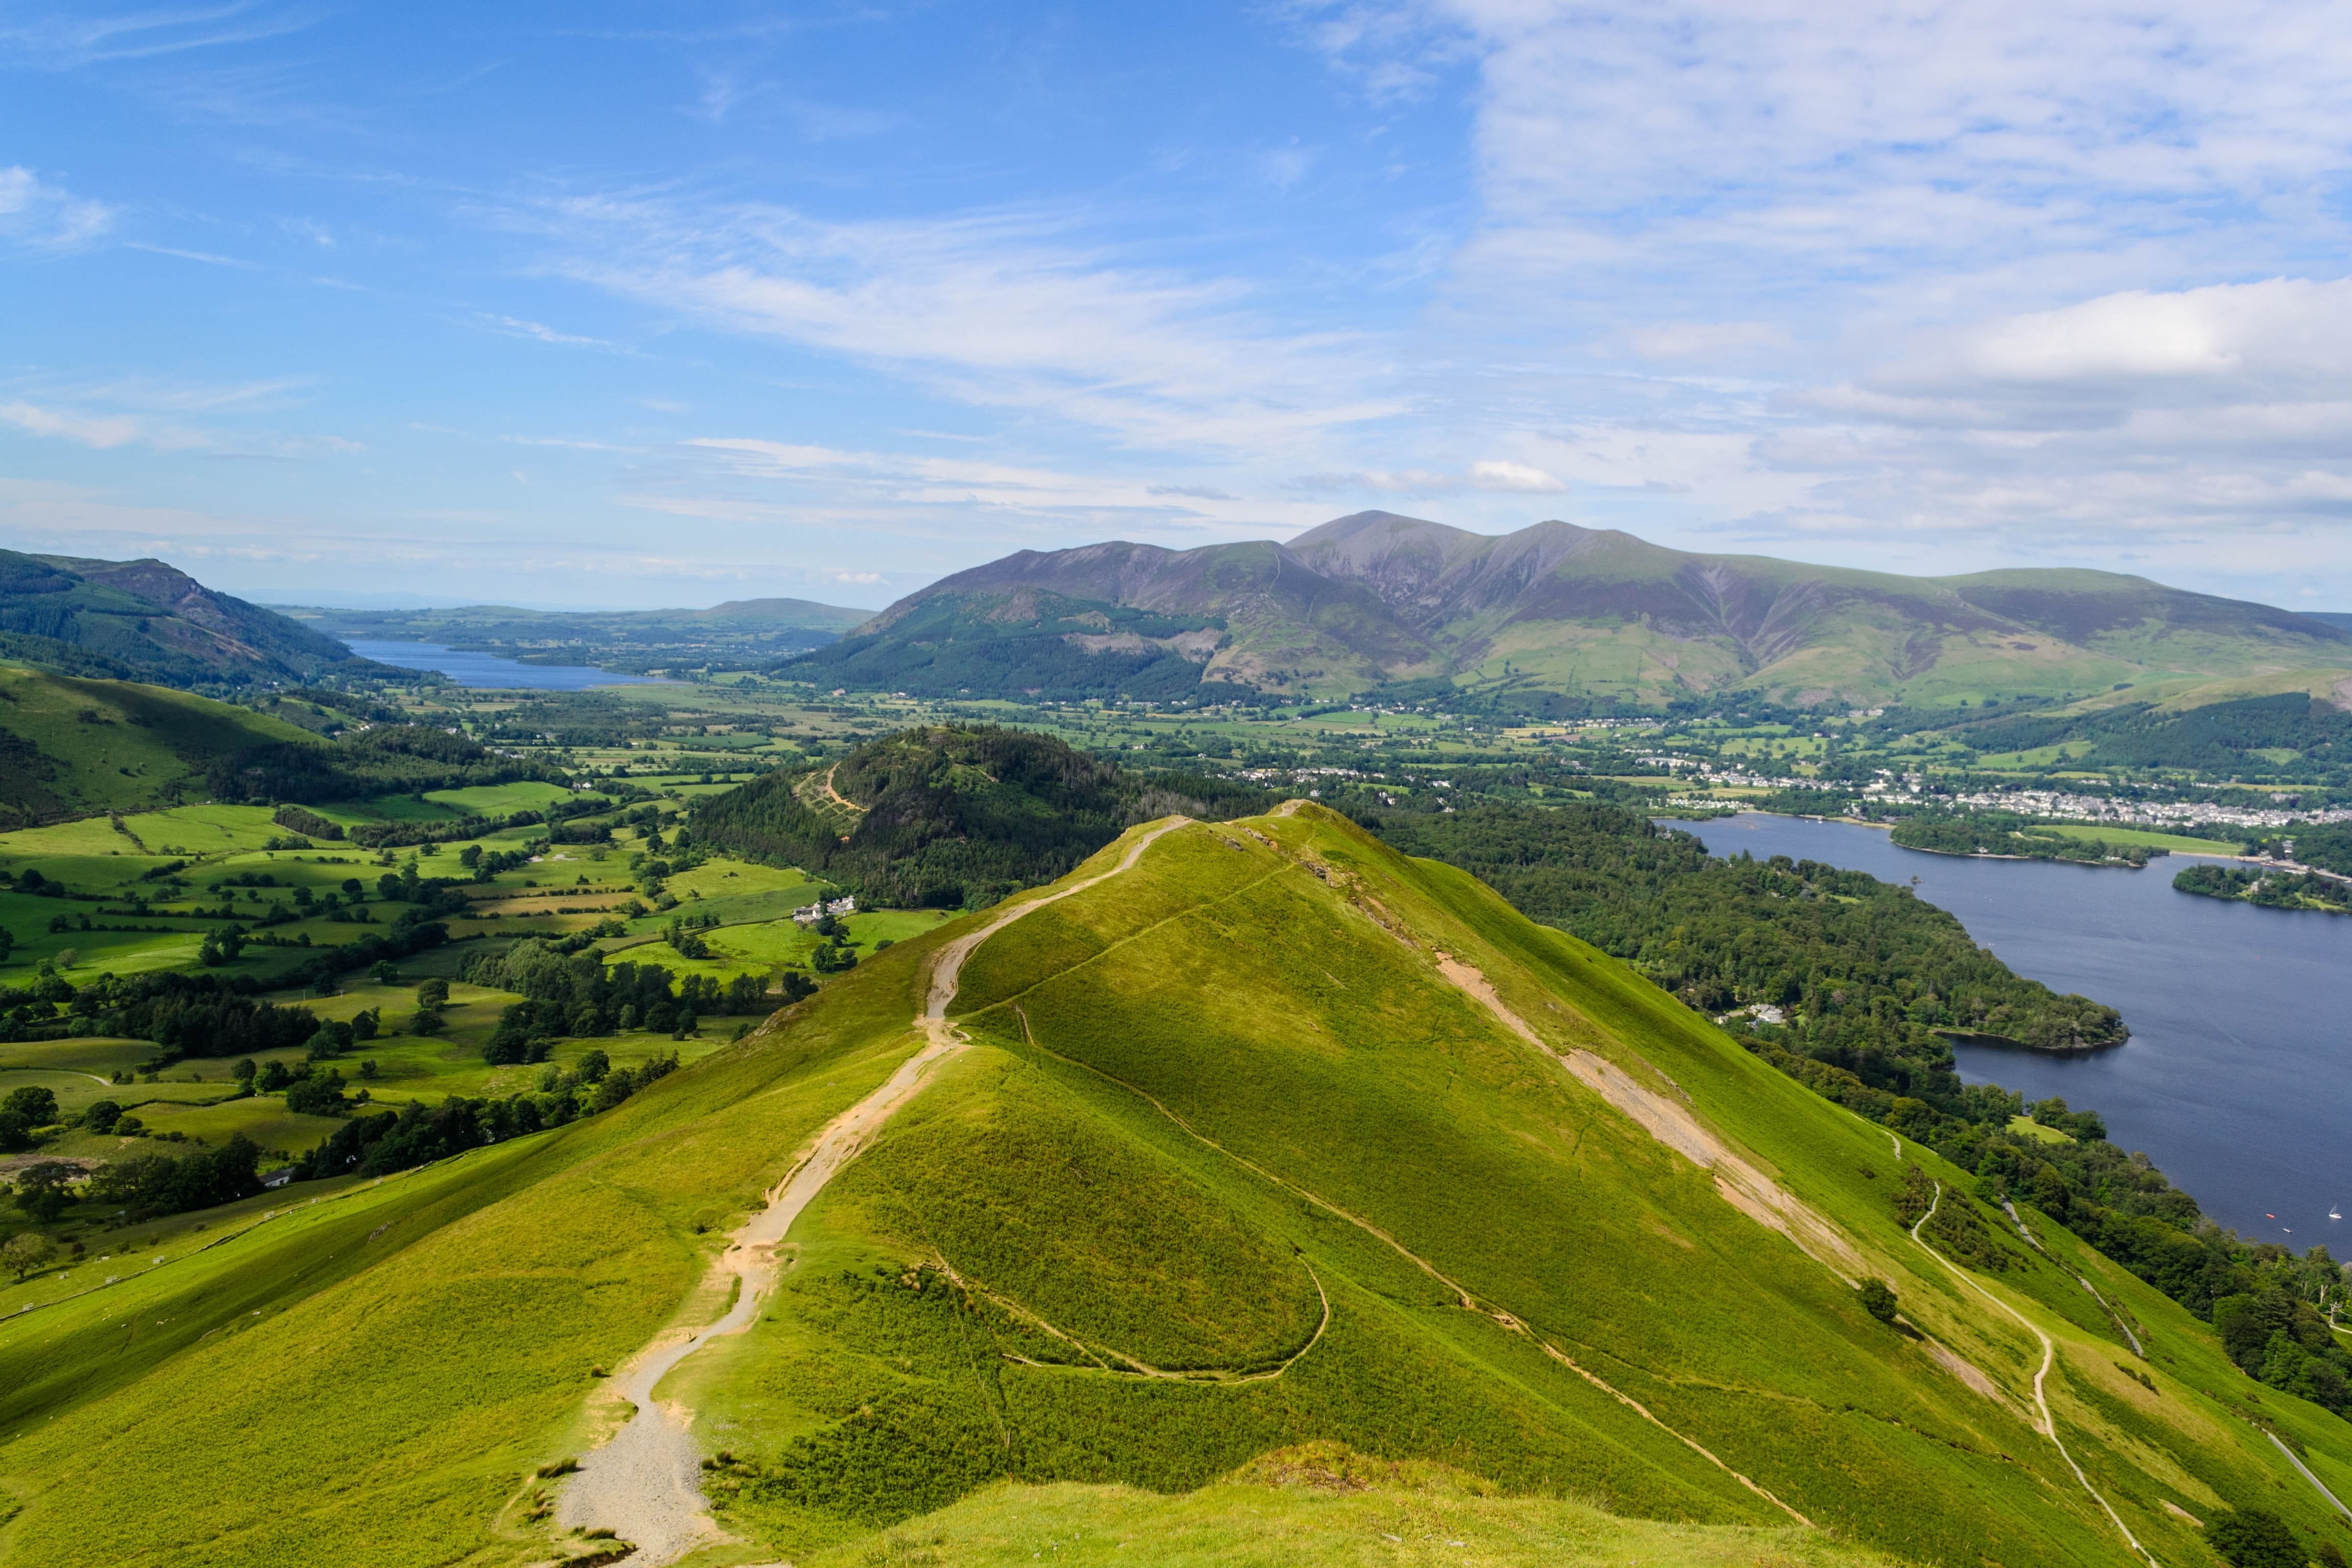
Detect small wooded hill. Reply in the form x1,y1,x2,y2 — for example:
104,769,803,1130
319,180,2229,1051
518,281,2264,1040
5,806,2345,1568
691,725,1267,907
0,550,386,690
806,512,2352,708
0,663,317,826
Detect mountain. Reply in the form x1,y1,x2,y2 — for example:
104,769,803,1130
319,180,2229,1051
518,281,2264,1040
0,664,321,826
0,550,387,690
4,805,2342,1566
796,513,2352,709
692,724,1270,906
286,596,873,675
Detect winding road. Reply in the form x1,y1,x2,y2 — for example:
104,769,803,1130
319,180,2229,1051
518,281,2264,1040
552,817,1192,1564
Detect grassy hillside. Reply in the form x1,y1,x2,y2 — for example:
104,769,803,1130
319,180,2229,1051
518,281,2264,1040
0,550,383,690
0,664,318,826
4,807,2346,1567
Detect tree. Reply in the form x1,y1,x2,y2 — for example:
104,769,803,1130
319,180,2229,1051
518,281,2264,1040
3,1231,57,1281
2207,1509,2305,1568
416,977,450,1010
13,1161,79,1224
284,1069,347,1117
82,1099,120,1134
1856,1279,1900,1324
370,960,401,984
2,1085,58,1126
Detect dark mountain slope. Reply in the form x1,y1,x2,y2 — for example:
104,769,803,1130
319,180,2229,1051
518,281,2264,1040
0,550,385,689
817,538,1439,694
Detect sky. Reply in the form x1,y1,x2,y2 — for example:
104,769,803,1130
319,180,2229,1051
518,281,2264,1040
5,2,2352,612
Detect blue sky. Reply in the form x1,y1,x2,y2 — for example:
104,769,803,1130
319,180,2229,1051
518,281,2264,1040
5,2,2351,611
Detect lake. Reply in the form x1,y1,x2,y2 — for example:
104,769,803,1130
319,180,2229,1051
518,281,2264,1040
344,639,672,690
1675,813,2349,1245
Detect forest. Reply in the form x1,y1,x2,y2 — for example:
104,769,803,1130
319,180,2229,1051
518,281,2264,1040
1890,812,2159,865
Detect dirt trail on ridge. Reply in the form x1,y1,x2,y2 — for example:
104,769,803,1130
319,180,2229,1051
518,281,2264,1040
552,818,1191,1565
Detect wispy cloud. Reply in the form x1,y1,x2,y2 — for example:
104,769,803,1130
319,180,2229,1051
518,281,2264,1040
480,313,620,349
0,165,114,249
0,401,203,449
531,195,1405,454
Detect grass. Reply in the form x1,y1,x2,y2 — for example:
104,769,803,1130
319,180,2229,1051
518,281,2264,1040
2037,823,2244,854
605,908,952,984
0,663,313,825
792,1447,1899,1568
3,808,2348,1568
2006,1114,2075,1145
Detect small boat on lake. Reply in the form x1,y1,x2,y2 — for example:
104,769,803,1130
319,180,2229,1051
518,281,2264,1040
2333,1206,2343,1220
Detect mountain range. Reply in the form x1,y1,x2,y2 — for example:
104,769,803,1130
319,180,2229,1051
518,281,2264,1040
788,513,2352,709
0,550,389,690
283,597,871,675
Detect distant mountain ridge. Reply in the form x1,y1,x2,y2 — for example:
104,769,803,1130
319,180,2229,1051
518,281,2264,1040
800,513,2352,708
286,597,871,675
0,549,388,690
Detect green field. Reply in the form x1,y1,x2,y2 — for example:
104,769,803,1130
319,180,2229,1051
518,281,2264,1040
2038,823,2245,854
2005,1114,2074,1145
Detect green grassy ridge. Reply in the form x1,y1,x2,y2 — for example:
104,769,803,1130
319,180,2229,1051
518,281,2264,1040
0,919,965,1566
933,808,2343,1560
4,811,2347,1566
0,664,316,826
687,818,2070,1561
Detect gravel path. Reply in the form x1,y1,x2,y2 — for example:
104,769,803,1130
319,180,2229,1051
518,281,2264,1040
552,818,1190,1564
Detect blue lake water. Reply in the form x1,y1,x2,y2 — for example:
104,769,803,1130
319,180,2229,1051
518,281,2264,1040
1675,813,2349,1245
344,640,671,690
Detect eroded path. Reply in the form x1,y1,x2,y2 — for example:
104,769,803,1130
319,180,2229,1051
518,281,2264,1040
552,819,1190,1564
1911,1182,2161,1568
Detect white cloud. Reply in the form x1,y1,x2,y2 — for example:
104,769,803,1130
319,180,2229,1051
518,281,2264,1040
1927,278,2352,387
1468,459,1563,492
0,165,113,249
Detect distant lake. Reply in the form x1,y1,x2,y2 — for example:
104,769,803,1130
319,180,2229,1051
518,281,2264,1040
1674,813,2349,1244
344,640,672,690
